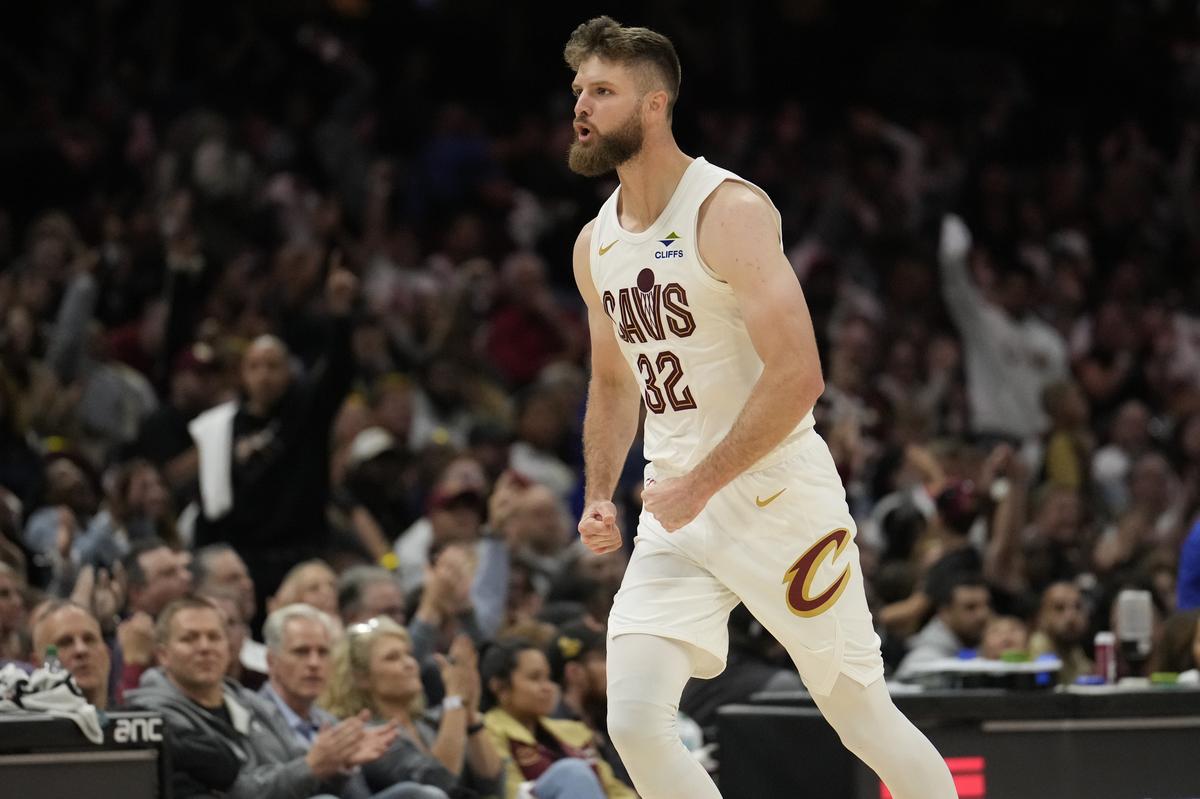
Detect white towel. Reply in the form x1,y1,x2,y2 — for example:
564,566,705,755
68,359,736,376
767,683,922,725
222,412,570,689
0,663,105,744
189,400,238,520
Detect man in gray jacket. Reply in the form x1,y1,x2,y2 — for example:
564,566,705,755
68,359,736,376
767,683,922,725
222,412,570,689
896,573,992,682
258,602,447,799
125,596,396,799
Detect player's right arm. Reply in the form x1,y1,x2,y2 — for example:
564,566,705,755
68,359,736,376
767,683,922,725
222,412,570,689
574,220,642,555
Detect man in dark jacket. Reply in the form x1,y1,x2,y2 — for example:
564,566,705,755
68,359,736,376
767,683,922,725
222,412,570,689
191,268,358,616
125,596,394,799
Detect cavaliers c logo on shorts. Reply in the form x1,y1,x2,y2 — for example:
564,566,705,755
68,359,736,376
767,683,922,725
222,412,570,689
782,528,851,617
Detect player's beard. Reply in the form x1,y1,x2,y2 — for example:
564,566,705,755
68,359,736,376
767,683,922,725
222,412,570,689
568,109,645,177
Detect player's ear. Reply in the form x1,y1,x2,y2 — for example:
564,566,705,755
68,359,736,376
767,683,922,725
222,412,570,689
641,88,668,118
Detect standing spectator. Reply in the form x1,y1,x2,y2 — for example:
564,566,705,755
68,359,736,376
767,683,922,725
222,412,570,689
938,215,1067,443
192,268,358,612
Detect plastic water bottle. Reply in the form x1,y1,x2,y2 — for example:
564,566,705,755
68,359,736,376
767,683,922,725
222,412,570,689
44,645,64,674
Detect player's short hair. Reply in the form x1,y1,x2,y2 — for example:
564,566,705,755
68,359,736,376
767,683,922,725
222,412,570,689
564,16,682,117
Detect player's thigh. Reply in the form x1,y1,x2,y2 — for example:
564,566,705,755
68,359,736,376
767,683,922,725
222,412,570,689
705,442,881,693
610,533,739,679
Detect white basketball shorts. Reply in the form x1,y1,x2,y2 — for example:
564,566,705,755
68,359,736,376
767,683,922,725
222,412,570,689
608,430,884,696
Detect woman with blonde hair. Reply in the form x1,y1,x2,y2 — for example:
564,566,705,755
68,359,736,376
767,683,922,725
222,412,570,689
323,616,504,798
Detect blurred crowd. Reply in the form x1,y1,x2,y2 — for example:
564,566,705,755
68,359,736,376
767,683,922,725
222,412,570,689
2,1,1200,796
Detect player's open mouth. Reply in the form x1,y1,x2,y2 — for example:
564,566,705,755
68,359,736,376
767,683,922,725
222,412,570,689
576,124,592,142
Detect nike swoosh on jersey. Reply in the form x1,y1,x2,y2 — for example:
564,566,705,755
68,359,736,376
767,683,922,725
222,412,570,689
598,240,618,256
755,488,787,508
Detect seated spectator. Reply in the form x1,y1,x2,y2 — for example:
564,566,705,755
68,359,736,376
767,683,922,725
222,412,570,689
896,572,991,681
1090,401,1151,519
22,454,101,591
30,600,111,708
1094,453,1186,575
1028,581,1093,684
201,589,265,690
193,543,264,674
260,604,342,748
123,538,194,618
0,562,27,662
127,596,395,799
113,537,197,694
260,603,437,799
323,616,504,798
73,459,178,568
1040,380,1092,490
507,387,578,503
394,457,489,594
979,615,1028,660
408,542,487,661
500,480,574,598
268,558,339,619
1177,518,1200,610
339,565,407,626
1149,609,1200,681
546,622,631,787
193,544,258,623
482,639,635,799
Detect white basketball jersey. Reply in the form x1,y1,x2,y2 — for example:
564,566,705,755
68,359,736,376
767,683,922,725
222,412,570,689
589,157,815,475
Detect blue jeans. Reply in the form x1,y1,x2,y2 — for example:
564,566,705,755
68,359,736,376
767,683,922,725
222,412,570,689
533,758,607,799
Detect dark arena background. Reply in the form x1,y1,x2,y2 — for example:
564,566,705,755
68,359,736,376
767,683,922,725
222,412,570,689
1,1,1199,798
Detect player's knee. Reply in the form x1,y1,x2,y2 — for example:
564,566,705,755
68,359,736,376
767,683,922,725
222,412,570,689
606,698,643,753
607,697,673,755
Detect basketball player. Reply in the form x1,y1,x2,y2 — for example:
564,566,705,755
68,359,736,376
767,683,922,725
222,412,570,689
566,17,956,799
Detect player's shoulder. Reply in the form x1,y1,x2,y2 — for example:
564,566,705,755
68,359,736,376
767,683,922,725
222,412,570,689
698,179,778,251
574,218,596,257
572,218,598,292
699,178,773,223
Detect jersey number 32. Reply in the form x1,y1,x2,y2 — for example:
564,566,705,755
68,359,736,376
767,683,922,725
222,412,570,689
637,351,697,414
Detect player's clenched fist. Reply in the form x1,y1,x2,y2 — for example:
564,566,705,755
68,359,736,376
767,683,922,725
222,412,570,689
578,500,623,555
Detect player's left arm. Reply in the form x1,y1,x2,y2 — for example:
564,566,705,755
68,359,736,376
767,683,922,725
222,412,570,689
690,181,824,489
642,181,823,531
